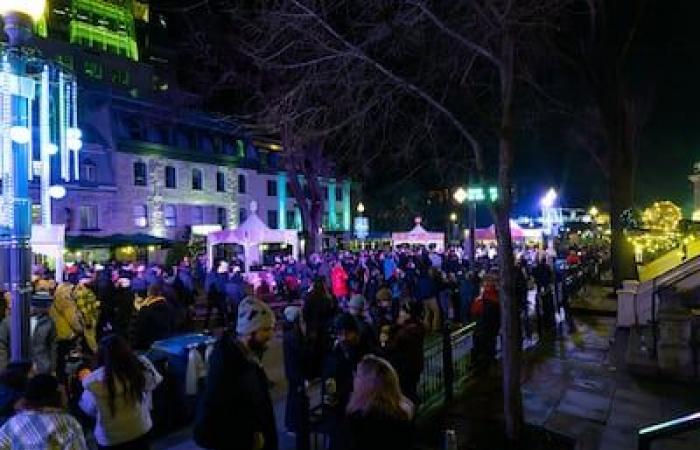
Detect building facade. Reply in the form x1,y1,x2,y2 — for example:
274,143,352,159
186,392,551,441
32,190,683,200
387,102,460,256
1,1,354,252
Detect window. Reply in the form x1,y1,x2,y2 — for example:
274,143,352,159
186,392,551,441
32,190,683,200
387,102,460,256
323,186,328,199
217,207,227,227
164,204,177,227
192,206,204,225
336,213,343,227
335,186,343,202
56,55,74,70
133,161,146,186
79,205,98,230
133,205,148,228
84,61,103,79
111,69,129,86
81,161,96,182
267,210,278,229
267,180,277,197
165,166,176,189
239,208,247,224
286,210,296,229
238,174,246,194
216,172,226,192
192,168,203,190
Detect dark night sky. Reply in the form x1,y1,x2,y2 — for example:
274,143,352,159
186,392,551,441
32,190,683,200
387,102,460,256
511,1,700,217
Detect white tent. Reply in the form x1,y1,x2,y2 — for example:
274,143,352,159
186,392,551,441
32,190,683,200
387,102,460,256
30,224,65,283
206,201,299,272
392,218,445,252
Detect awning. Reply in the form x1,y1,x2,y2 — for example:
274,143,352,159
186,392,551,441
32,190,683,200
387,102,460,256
66,233,173,248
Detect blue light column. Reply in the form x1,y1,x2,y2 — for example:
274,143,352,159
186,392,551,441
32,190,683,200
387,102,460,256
278,173,287,229
327,180,336,231
342,180,351,231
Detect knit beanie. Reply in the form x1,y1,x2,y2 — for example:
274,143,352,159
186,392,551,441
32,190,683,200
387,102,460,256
236,297,275,335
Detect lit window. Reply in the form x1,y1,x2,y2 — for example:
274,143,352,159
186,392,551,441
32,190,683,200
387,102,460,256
79,205,98,230
286,211,296,229
133,205,148,228
164,204,177,227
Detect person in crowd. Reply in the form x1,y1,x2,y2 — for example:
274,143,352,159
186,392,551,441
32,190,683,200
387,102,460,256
49,283,84,381
416,267,439,332
79,334,163,449
130,266,148,299
0,361,32,426
282,306,309,434
347,295,377,349
457,271,477,324
204,261,229,330
194,298,277,450
303,278,336,377
0,374,87,449
102,278,135,340
514,259,531,342
345,355,414,450
322,313,373,450
129,283,173,351
331,261,350,308
470,277,501,371
74,280,100,354
0,293,57,375
385,301,425,406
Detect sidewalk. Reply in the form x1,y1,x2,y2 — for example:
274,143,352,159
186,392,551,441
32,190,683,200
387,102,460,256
430,314,700,450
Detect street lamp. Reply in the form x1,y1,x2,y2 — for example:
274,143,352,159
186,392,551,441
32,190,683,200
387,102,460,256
449,212,457,222
357,202,365,214
1,0,80,362
540,188,558,262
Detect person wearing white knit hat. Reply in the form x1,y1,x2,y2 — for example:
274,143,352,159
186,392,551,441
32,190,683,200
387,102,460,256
194,296,277,450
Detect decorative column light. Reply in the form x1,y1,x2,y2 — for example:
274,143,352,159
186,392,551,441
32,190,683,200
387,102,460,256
1,1,82,362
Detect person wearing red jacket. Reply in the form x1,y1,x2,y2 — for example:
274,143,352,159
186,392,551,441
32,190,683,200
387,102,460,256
331,261,350,306
471,277,500,372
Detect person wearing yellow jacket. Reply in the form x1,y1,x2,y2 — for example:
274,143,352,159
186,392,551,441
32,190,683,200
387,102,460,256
49,283,84,381
74,282,100,354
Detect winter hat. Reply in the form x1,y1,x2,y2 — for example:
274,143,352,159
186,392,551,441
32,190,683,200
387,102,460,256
284,306,302,323
348,294,365,312
31,292,53,309
236,298,276,335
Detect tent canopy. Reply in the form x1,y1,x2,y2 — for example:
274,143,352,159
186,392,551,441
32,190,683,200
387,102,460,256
392,218,445,251
474,220,528,241
207,201,299,271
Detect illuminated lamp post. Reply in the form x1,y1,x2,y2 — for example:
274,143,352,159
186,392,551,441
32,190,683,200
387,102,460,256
1,1,82,362
540,188,558,262
454,185,498,265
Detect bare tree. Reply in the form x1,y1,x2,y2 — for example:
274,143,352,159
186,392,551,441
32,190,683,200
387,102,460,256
166,0,566,443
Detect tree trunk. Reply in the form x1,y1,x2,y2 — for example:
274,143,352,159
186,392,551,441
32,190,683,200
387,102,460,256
599,86,638,287
495,35,524,445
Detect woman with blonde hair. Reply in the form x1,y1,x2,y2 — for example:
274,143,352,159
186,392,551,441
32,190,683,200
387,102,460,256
345,354,414,450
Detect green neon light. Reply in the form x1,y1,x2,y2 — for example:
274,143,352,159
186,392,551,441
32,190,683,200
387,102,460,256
342,180,351,231
327,180,336,230
69,21,138,60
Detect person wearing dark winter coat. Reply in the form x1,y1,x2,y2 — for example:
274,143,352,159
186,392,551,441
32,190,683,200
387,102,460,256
129,283,173,351
0,362,31,426
385,303,425,406
322,314,374,450
282,306,309,433
303,280,336,377
194,298,277,450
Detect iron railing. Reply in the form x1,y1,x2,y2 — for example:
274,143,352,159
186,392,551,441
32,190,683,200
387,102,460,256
638,411,700,450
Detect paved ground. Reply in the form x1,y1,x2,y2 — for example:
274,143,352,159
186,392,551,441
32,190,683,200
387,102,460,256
430,313,700,450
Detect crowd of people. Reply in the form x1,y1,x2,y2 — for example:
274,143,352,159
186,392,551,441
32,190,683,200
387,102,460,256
0,242,603,449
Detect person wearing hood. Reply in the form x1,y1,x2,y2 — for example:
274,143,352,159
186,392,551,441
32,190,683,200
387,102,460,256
0,374,87,449
194,298,277,450
49,283,84,381
129,283,173,351
79,334,162,449
0,293,57,375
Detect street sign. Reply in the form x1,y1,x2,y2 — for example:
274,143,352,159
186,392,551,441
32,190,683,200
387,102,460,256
354,217,369,239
